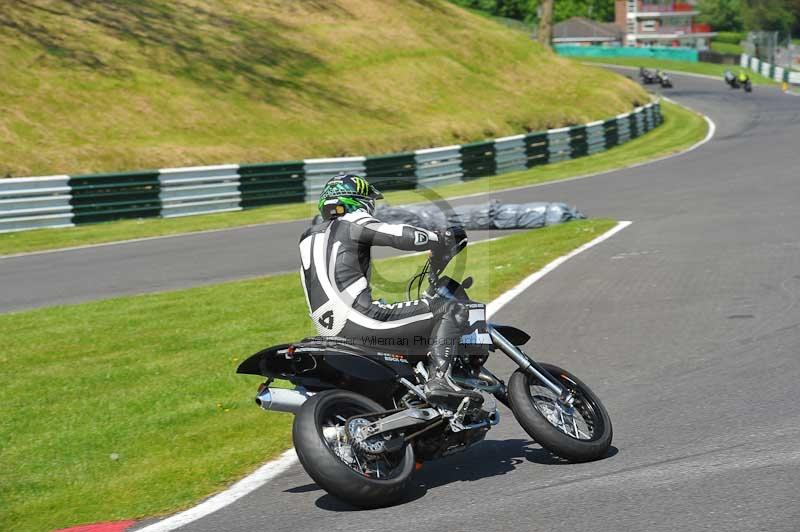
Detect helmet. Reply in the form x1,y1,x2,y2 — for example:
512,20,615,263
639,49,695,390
318,173,383,220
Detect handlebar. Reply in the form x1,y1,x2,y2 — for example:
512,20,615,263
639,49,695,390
407,225,468,300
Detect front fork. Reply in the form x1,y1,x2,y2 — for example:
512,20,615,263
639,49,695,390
487,324,574,405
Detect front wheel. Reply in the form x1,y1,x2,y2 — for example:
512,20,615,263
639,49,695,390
293,389,416,508
508,363,612,462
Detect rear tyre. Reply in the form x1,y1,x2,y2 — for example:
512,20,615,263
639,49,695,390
293,389,416,509
508,363,612,462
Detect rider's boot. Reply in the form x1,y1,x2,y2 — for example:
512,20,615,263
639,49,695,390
423,343,483,409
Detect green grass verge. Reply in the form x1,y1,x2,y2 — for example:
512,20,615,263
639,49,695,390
0,100,703,257
0,218,616,532
578,56,778,85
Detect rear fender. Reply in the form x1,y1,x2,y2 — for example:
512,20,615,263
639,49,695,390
236,341,415,403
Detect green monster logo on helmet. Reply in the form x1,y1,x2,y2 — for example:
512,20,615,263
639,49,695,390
318,174,383,220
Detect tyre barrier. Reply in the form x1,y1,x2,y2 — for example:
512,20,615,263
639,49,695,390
0,101,662,233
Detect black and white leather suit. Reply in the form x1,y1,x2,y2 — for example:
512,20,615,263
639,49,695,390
298,210,477,360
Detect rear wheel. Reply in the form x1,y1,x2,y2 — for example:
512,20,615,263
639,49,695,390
508,363,612,462
293,389,416,508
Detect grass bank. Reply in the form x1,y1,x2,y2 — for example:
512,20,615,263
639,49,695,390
0,0,646,177
0,100,704,256
0,219,616,531
578,56,777,85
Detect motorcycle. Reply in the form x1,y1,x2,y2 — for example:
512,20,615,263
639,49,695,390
237,230,613,508
743,76,752,92
724,70,740,89
657,70,673,89
639,67,657,85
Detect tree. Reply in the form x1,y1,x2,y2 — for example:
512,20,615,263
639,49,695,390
553,0,615,23
450,0,616,24
538,0,554,46
742,0,795,37
450,0,539,22
697,0,744,31
788,0,800,35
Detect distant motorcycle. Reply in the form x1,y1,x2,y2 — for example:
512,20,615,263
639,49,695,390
724,70,740,89
639,67,657,85
656,70,673,89
725,70,751,92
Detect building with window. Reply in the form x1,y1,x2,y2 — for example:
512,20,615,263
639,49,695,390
614,0,715,49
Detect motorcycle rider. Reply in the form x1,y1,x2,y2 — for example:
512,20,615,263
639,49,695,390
738,70,749,85
298,173,483,407
724,70,735,86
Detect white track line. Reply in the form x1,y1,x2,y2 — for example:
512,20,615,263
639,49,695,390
135,220,632,531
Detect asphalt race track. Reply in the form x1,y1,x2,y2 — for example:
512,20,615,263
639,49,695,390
10,71,800,531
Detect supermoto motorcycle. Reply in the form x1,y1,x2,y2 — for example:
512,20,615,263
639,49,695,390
237,231,613,508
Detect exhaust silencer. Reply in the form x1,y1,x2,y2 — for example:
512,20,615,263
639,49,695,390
255,386,314,414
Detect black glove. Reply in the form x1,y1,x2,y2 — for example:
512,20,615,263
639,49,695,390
431,225,468,272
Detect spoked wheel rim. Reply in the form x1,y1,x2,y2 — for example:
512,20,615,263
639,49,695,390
527,373,605,442
317,399,406,480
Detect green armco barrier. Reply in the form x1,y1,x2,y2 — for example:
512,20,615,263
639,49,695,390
460,141,496,181
628,113,640,138
363,152,417,191
603,119,619,149
524,132,549,167
555,45,699,62
68,170,161,224
568,126,588,158
238,162,305,208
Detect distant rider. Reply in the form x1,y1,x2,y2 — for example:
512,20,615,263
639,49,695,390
297,173,483,407
738,71,749,84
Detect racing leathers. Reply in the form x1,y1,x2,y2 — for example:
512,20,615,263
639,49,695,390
298,210,483,406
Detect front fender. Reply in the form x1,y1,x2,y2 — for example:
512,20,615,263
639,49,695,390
489,324,530,346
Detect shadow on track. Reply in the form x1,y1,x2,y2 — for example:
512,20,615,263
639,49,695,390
300,439,619,512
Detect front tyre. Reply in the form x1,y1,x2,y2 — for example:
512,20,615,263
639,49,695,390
293,390,416,509
508,363,612,462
